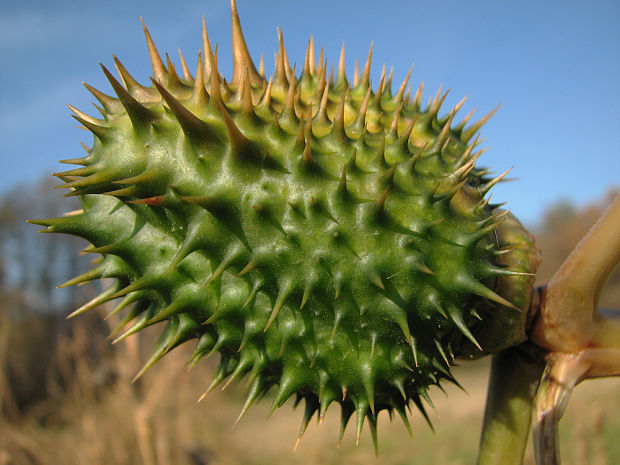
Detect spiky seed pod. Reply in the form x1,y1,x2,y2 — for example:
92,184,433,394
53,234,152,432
31,0,540,451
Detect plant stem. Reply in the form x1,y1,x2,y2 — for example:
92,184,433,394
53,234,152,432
530,194,620,356
532,352,591,465
477,344,545,465
526,193,620,464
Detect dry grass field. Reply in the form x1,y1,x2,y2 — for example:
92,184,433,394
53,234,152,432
1,311,619,465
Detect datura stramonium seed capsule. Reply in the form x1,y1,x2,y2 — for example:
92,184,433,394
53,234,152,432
31,0,540,451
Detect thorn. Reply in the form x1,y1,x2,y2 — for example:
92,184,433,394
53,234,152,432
352,85,372,133
329,311,342,343
113,55,156,100
213,87,262,162
397,113,418,149
82,81,122,114
102,185,140,197
385,66,394,95
462,104,501,142
151,78,216,142
104,293,144,321
389,101,404,134
418,388,437,415
435,110,455,149
382,163,397,186
446,304,482,350
376,186,390,215
295,111,306,147
337,164,347,195
164,53,183,88
206,244,243,286
278,64,298,128
373,66,386,106
62,209,84,217
395,64,414,102
317,47,326,81
257,52,264,77
111,169,156,186
395,405,413,438
70,114,109,140
258,74,273,109
453,150,483,180
233,377,263,426
141,17,167,82
355,400,368,446
332,89,347,139
99,97,127,118
230,0,262,87
202,15,215,82
336,41,346,84
452,94,469,115
57,267,103,289
471,278,519,312
367,269,385,290
66,105,102,128
337,404,354,448
177,48,193,81
431,85,443,108
360,41,373,88
198,357,233,401
241,65,255,114
308,36,315,75
479,167,512,196
434,339,450,367
264,280,294,331
362,370,375,415
53,164,92,176
429,88,450,118
67,285,119,319
294,397,318,452
242,278,263,308
314,76,330,125
274,28,290,89
192,51,209,107
300,276,316,309
347,148,358,171
221,355,252,391
377,135,387,166
100,64,155,128
110,307,155,344
293,436,302,453
413,81,424,108
236,260,256,277
367,412,379,456
302,137,314,167
132,320,180,382
207,44,223,107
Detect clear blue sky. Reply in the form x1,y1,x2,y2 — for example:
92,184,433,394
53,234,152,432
1,0,618,226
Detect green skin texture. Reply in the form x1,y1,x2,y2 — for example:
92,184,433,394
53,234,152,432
33,21,539,448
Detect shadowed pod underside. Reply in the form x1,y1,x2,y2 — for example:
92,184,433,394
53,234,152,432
30,0,540,452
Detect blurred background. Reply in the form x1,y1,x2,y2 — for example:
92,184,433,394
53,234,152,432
1,0,618,464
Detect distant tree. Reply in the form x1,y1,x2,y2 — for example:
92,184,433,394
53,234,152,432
0,177,92,313
534,189,620,307
0,177,95,416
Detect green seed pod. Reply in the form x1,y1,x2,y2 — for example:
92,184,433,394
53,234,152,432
31,0,540,451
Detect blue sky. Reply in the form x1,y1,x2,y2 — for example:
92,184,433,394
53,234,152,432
1,0,618,226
